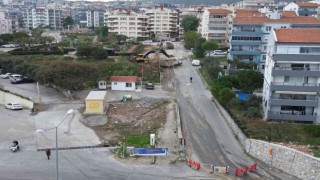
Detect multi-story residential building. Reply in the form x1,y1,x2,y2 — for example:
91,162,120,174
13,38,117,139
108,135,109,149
0,12,12,34
145,6,178,41
284,2,319,17
22,6,62,30
105,9,148,41
74,9,105,28
201,8,233,47
263,28,320,123
230,9,320,71
232,0,276,10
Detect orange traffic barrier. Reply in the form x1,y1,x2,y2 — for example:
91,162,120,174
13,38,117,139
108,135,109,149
187,159,201,170
249,163,257,172
234,167,248,176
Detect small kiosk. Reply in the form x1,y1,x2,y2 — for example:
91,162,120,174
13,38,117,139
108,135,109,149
85,91,107,114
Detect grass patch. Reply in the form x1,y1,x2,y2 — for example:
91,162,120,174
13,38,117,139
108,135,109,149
198,68,215,88
126,134,151,147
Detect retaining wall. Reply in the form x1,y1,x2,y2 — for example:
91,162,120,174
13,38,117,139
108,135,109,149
0,90,34,109
212,97,320,180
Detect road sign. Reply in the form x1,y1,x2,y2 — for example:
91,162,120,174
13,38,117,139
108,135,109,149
131,148,168,156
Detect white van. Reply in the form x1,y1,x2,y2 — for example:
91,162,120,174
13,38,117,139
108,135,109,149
192,59,200,66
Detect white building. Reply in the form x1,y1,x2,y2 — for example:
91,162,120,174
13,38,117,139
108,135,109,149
201,8,233,47
105,9,149,41
22,6,62,29
263,28,320,123
0,12,12,34
110,76,138,91
145,6,178,41
233,0,276,10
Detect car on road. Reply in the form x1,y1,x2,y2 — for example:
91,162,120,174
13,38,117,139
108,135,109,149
191,59,200,66
9,74,23,81
1,44,18,48
5,103,23,110
145,82,155,90
0,73,12,79
10,76,34,84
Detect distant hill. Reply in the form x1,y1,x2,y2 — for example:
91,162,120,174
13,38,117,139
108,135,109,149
141,0,307,6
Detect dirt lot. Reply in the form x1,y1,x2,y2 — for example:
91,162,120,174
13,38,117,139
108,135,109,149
82,97,180,165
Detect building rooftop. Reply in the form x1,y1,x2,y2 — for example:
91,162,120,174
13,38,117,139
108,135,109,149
235,9,265,17
207,9,232,14
234,15,320,24
86,91,107,100
275,28,320,43
282,11,298,17
296,2,319,7
110,76,139,82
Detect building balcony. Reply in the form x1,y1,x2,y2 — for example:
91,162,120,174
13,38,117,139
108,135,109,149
230,49,261,55
270,82,320,92
232,30,263,36
231,40,262,46
269,97,318,106
272,67,320,77
267,111,316,122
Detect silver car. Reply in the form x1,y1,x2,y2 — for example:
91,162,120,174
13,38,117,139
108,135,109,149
0,73,12,79
5,103,23,110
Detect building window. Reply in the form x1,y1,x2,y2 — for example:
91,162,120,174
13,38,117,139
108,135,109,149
126,83,132,87
120,17,126,20
129,22,135,25
262,65,265,69
300,47,320,54
264,46,267,50
284,76,289,82
262,55,266,60
129,18,135,20
265,26,271,31
113,82,117,85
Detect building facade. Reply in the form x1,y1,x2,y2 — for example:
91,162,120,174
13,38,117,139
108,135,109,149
74,9,105,28
105,9,148,41
145,6,178,41
22,6,62,29
284,2,319,17
233,0,275,10
230,9,320,71
201,8,233,47
263,28,320,123
0,12,12,34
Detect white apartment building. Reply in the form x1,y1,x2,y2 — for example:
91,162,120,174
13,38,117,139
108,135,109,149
263,28,320,123
105,9,148,41
22,6,62,30
0,12,12,34
233,0,276,10
145,6,178,41
201,8,233,47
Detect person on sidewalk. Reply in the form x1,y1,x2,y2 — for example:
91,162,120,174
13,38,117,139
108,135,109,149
45,149,51,160
190,77,193,83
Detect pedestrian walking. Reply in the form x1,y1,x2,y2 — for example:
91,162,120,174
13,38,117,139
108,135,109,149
45,149,51,160
190,77,193,83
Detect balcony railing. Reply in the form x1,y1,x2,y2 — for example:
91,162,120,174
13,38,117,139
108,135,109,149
271,82,319,86
273,67,319,71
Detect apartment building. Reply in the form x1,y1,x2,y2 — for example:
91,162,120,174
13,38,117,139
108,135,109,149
263,28,320,123
201,8,233,47
233,0,275,10
74,9,105,28
145,6,178,41
105,9,148,41
0,12,12,34
22,6,62,29
230,9,320,71
284,2,319,17
178,7,204,39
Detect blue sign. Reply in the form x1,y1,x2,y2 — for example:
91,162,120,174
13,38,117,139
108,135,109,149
132,148,168,156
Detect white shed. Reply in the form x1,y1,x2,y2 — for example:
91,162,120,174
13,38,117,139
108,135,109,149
110,76,139,91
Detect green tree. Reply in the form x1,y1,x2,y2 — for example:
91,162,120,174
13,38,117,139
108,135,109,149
63,16,74,29
0,34,14,45
236,70,263,92
203,56,222,79
181,15,199,32
183,31,199,49
96,26,109,40
193,37,206,58
218,87,236,109
76,44,107,60
201,41,218,56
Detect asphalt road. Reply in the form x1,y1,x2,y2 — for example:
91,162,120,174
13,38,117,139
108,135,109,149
170,42,297,179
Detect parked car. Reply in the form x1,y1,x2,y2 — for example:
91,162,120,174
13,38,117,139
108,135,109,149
145,82,155,90
192,59,200,66
11,76,34,84
0,73,12,79
5,103,23,110
9,74,23,81
1,44,18,48
213,50,227,56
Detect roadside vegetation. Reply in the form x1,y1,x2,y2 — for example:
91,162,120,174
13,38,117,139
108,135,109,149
199,56,320,157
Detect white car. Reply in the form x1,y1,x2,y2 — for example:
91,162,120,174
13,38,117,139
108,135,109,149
0,73,12,79
192,59,200,66
9,74,23,81
5,103,23,110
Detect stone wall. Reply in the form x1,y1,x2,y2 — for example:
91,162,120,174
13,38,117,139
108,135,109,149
0,90,34,109
212,97,320,180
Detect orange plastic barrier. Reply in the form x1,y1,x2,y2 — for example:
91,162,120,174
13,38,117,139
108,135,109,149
249,163,257,172
187,159,201,170
234,167,248,176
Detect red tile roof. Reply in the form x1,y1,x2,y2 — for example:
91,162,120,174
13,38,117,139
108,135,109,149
234,16,320,24
208,9,232,14
110,76,138,82
282,11,298,17
296,2,319,7
275,28,320,43
235,9,265,17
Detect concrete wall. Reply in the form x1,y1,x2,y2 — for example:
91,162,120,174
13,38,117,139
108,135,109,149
0,90,34,109
212,97,320,180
